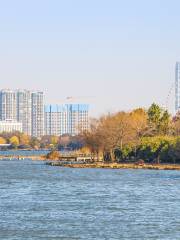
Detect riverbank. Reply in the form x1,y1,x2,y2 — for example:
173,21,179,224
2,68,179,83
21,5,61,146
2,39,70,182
46,162,180,170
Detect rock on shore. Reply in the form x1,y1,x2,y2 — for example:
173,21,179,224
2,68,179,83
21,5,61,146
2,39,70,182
46,162,180,170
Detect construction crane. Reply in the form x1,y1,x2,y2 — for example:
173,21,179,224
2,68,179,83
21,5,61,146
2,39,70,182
65,96,95,104
66,96,94,100
51,96,94,105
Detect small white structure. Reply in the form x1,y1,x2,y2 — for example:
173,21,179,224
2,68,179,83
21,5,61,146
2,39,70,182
0,121,22,133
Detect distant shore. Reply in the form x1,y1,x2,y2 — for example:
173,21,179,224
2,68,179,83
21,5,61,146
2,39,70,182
46,162,180,170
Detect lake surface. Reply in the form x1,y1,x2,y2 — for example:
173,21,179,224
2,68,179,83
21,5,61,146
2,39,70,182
0,160,180,240
0,150,51,156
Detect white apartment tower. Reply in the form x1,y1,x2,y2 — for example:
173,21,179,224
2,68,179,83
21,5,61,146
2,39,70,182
45,104,89,136
0,89,44,137
175,62,180,112
31,92,44,137
0,90,17,121
17,90,32,136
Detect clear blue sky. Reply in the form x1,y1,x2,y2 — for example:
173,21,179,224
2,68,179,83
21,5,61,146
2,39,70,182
0,0,179,116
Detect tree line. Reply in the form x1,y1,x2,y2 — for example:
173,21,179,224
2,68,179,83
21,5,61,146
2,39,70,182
82,103,180,164
0,132,83,150
1,103,180,164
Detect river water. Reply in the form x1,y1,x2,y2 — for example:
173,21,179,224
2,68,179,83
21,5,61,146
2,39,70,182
0,159,180,240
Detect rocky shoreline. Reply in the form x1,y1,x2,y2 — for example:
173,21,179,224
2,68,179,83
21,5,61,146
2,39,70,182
46,162,180,170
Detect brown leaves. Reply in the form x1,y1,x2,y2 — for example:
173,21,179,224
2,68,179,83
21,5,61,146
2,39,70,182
83,109,148,154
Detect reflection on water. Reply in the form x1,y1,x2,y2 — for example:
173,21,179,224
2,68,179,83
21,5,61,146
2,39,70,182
0,160,180,240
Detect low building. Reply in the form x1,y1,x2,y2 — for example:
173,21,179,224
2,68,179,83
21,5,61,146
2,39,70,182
0,121,22,133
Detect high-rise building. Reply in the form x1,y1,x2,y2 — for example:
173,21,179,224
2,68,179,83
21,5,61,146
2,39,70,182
0,89,44,137
31,92,44,137
0,89,17,121
17,90,32,136
175,62,180,112
45,104,89,136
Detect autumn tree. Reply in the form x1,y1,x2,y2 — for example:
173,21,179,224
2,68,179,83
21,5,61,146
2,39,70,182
9,136,19,148
0,137,6,144
83,118,103,160
19,133,30,146
130,108,148,138
30,137,40,149
50,136,59,146
83,112,137,162
40,135,56,148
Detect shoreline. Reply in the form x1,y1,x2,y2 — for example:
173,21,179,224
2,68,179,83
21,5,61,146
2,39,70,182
46,162,180,170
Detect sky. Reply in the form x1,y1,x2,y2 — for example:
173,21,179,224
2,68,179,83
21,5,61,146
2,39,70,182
0,0,180,116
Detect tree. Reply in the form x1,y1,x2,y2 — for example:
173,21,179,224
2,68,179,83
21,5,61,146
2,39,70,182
82,118,103,160
130,108,148,137
173,112,180,136
0,137,6,144
147,103,171,135
50,136,59,146
19,134,30,146
158,110,171,135
148,103,162,134
168,138,180,163
59,135,71,149
30,137,40,149
40,135,58,148
9,136,19,148
46,150,60,160
138,136,175,163
83,112,137,162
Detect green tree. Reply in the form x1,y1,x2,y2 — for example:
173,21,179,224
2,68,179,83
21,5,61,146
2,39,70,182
159,110,171,135
147,103,171,135
148,103,162,134
168,138,180,163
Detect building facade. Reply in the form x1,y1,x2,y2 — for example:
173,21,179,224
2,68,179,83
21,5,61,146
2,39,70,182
16,90,32,136
45,104,89,136
0,121,22,133
0,89,17,121
31,92,44,137
175,62,180,112
0,89,44,137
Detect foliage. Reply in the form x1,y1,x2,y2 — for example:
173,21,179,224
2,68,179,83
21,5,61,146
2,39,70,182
0,137,6,144
147,103,171,135
46,150,60,160
19,133,30,146
0,103,178,162
172,112,180,136
82,103,180,163
30,137,40,149
9,136,19,148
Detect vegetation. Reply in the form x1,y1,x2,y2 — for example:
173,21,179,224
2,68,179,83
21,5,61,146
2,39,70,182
46,150,60,160
0,137,6,144
0,132,84,150
9,136,19,148
0,103,179,165
82,104,180,164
